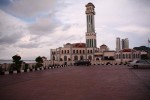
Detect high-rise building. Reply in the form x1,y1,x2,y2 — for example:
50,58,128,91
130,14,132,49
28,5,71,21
116,37,129,51
116,37,121,52
85,3,97,48
122,38,129,49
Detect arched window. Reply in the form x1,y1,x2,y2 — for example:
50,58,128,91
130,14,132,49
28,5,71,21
133,54,135,58
64,50,66,54
83,50,85,54
80,56,84,60
80,50,82,54
67,50,69,54
96,58,99,60
90,50,92,53
73,50,75,54
129,54,131,58
64,56,67,61
88,55,92,60
68,58,71,61
123,54,125,59
60,58,63,61
126,54,128,59
62,50,63,54
76,50,78,54
74,56,78,61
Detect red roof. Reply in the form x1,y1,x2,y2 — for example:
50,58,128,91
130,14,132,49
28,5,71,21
120,49,136,52
72,43,86,48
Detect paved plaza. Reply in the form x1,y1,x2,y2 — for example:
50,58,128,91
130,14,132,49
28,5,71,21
0,65,150,100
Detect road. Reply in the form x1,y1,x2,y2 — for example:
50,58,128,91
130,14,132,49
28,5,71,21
0,65,150,100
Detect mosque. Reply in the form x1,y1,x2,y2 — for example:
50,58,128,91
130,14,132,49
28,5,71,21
50,2,141,65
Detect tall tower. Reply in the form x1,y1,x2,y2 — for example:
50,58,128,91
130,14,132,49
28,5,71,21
116,37,121,52
85,2,97,48
122,38,129,49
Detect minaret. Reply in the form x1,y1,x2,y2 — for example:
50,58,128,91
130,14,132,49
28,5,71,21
85,2,97,48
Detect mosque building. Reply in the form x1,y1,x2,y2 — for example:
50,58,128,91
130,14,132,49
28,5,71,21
50,2,141,65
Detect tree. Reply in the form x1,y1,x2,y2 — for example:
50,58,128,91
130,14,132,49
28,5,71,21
35,56,43,68
12,55,21,63
12,55,22,71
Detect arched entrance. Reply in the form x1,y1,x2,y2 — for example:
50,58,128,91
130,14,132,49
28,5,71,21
74,56,78,61
80,56,84,60
88,55,92,60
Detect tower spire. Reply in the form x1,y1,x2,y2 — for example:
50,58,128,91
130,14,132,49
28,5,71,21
85,2,97,48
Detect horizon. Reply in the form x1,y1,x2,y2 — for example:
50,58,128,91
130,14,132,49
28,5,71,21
0,0,150,60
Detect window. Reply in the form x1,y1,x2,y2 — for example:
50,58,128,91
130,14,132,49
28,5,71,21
90,50,92,53
74,56,78,61
80,50,82,54
129,54,131,58
60,58,63,61
80,56,84,60
88,55,92,60
68,58,71,61
96,58,99,60
116,54,118,59
126,54,128,59
123,54,125,59
67,50,69,54
83,50,85,54
133,54,135,58
62,50,63,54
64,56,67,61
73,50,75,54
76,50,78,54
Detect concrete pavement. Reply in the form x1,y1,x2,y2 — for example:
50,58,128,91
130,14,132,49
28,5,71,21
0,65,150,100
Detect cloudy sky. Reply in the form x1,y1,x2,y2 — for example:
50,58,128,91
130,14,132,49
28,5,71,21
0,0,150,60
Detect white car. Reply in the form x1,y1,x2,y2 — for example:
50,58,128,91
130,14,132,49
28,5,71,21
129,60,150,68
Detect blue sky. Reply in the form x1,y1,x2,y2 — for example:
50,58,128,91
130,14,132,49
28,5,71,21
0,0,150,60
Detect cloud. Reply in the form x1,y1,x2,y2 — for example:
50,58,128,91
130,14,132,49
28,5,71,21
0,0,12,7
29,14,61,36
116,25,150,35
1,0,57,19
0,10,28,45
17,42,39,48
0,0,150,60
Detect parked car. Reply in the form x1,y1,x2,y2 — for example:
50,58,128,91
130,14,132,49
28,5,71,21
129,60,150,68
127,60,132,66
74,59,91,66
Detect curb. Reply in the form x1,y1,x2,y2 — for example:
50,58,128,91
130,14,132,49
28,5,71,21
0,65,69,75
